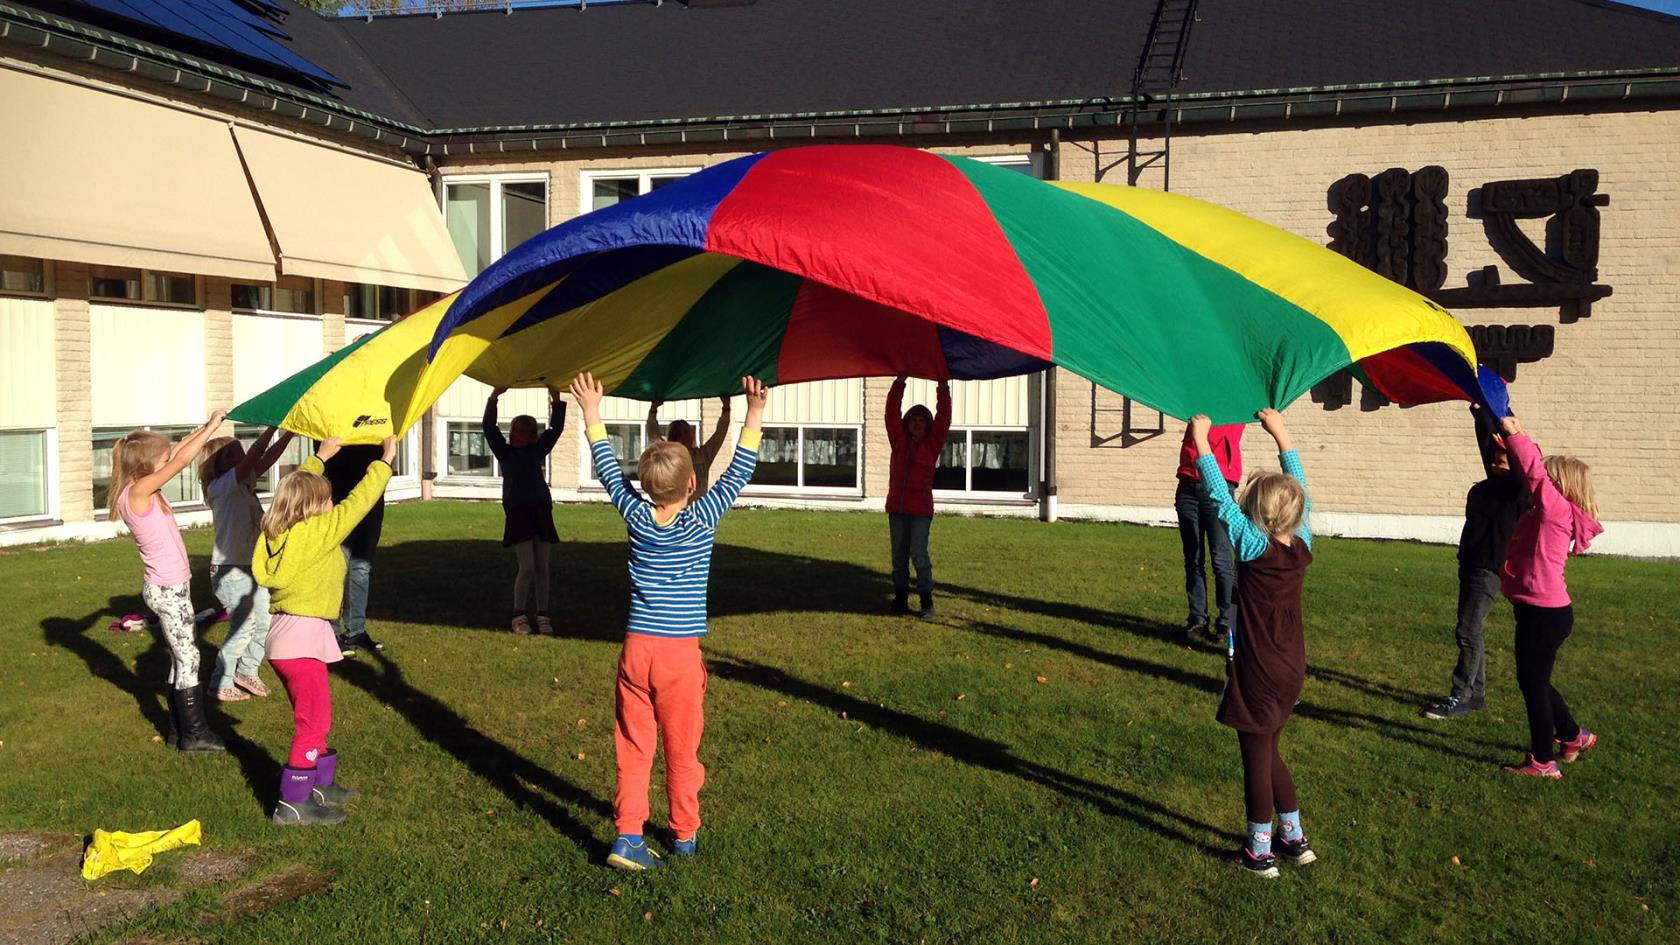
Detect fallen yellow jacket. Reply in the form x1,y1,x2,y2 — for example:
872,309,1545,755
81,819,201,880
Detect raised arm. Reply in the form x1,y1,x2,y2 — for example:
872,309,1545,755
482,389,510,462
537,388,566,456
1258,408,1311,549
1470,405,1502,478
932,380,953,445
1500,417,1562,511
251,429,295,479
1191,416,1272,561
233,426,277,484
132,409,226,506
572,373,640,519
885,376,907,448
699,397,732,466
693,378,766,527
645,402,663,445
299,437,394,547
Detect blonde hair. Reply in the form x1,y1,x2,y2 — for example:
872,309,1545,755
108,430,170,516
261,470,333,540
198,436,242,491
1239,472,1306,540
1543,455,1599,521
638,440,695,505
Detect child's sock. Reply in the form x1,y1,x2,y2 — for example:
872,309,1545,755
1247,821,1273,857
1278,810,1304,843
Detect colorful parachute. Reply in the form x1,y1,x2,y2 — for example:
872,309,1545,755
232,145,1506,440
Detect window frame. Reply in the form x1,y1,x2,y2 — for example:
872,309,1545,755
931,425,1036,499
232,276,319,317
90,424,206,517
87,266,202,309
577,420,648,485
578,167,702,214
0,427,59,525
739,422,865,497
440,172,551,278
437,417,551,483
0,255,50,299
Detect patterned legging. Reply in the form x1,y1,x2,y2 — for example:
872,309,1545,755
141,581,200,689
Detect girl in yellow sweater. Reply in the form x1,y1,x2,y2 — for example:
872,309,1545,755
254,435,395,827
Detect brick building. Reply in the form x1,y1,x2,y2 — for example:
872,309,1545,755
1,0,1677,554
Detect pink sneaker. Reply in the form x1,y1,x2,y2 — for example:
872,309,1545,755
1558,729,1598,763
1503,754,1563,779
235,674,271,698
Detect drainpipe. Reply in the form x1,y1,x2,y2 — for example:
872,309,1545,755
1037,130,1061,523
420,154,444,501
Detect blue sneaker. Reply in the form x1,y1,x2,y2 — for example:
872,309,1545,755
607,836,664,871
670,832,698,857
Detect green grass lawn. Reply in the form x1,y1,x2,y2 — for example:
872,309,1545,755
1,501,1675,944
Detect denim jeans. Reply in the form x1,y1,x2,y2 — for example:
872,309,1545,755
888,513,934,593
212,565,271,689
1175,478,1237,631
333,546,373,639
1449,566,1501,699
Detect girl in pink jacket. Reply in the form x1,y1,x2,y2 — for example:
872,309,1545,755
1497,416,1604,779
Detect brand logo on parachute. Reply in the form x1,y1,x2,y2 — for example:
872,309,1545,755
352,415,389,428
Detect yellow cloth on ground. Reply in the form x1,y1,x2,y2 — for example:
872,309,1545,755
81,819,202,880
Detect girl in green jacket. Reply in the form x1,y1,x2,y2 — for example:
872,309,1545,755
254,435,395,826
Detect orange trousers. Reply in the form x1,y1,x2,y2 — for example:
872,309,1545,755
614,633,706,837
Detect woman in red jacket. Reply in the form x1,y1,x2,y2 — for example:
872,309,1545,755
885,375,952,617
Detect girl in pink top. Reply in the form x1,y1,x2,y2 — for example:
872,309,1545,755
110,411,228,753
1496,415,1604,779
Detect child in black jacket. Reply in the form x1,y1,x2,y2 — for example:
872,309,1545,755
1422,406,1525,720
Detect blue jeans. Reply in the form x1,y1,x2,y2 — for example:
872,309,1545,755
1175,477,1237,632
889,513,934,593
333,547,373,639
1449,566,1500,698
212,565,271,688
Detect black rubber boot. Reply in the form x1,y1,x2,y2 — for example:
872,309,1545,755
889,589,911,615
163,689,180,748
171,686,226,753
917,590,934,618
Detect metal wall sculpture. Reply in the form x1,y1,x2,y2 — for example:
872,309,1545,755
1319,165,1610,410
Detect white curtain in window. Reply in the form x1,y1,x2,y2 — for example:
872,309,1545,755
0,429,46,518
0,297,55,427
90,306,205,428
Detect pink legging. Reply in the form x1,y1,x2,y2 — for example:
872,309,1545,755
271,658,332,768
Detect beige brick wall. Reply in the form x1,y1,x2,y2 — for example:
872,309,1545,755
51,261,93,522
1050,110,1680,524
202,278,235,434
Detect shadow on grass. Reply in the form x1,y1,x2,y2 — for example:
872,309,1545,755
365,539,888,641
333,649,614,858
39,587,283,812
708,652,1228,856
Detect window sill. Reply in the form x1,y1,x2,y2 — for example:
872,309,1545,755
233,309,321,321
0,516,60,531
87,297,203,311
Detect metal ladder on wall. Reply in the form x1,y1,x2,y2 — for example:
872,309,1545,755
1094,0,1200,446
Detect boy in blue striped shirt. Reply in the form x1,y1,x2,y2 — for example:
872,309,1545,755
569,372,767,871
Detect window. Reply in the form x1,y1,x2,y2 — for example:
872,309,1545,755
971,154,1044,178
444,420,549,480
233,276,315,314
92,426,202,512
934,429,1032,495
586,423,645,482
0,429,50,520
751,425,859,491
89,266,197,305
443,175,549,279
343,283,414,321
0,255,44,295
583,168,697,212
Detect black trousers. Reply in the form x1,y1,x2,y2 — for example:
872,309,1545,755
1512,601,1580,762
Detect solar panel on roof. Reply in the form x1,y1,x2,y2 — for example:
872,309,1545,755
73,0,343,87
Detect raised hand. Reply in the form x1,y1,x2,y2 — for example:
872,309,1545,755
380,435,398,465
1501,415,1525,438
1188,414,1213,454
207,408,228,429
569,372,605,425
1257,408,1293,451
317,436,343,463
490,386,509,398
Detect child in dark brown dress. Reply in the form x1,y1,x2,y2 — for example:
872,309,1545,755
1190,408,1314,880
